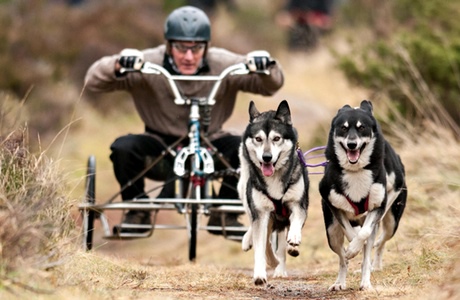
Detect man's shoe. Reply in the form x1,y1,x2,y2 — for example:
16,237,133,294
207,213,245,237
113,211,151,235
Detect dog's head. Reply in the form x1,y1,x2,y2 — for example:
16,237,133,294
327,100,381,170
243,100,297,177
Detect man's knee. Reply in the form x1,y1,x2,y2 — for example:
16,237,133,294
110,135,136,152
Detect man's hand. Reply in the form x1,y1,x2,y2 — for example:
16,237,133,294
246,50,275,74
118,48,144,71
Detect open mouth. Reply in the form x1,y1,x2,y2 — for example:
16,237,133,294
260,162,275,177
341,143,366,164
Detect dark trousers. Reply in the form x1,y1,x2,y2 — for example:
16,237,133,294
109,133,241,201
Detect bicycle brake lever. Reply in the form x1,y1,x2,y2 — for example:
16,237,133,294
119,67,142,74
231,68,251,75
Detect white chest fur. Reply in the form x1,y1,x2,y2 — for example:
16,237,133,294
329,169,386,215
342,170,373,201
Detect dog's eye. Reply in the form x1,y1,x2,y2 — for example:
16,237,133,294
273,136,281,142
255,137,262,142
358,125,365,131
341,125,348,132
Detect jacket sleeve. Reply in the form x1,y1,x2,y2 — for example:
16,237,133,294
232,58,284,96
207,47,284,97
84,54,134,92
253,61,284,96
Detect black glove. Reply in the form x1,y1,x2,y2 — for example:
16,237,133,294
118,48,144,70
246,50,275,74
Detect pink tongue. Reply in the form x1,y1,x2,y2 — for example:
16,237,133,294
261,163,274,177
347,150,360,162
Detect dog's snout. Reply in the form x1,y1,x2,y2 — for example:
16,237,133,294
347,141,357,150
262,152,272,163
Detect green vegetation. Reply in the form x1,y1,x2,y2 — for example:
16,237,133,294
338,0,460,136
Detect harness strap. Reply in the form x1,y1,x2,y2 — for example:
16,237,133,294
345,194,369,216
268,196,288,218
296,144,328,175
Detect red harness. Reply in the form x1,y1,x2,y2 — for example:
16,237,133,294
345,194,369,216
269,197,289,218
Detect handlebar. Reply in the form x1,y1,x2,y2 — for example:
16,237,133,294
120,62,252,105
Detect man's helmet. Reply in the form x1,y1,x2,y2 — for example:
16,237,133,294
164,6,211,42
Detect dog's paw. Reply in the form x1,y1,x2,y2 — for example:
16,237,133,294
287,244,299,257
345,238,363,259
253,267,267,286
328,282,347,291
359,281,373,291
273,265,288,278
287,231,301,247
241,227,252,252
242,231,252,252
254,276,267,286
242,244,252,252
372,259,383,271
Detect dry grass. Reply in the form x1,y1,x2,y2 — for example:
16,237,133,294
0,129,79,297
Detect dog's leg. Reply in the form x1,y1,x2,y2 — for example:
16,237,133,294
374,189,406,270
242,225,253,252
252,211,270,285
286,203,307,257
273,229,287,278
346,209,381,260
327,220,349,291
360,225,377,290
266,230,279,268
330,192,358,242
346,182,385,260
337,212,358,242
374,188,399,246
373,212,395,270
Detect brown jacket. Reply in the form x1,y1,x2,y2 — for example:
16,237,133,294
84,45,284,138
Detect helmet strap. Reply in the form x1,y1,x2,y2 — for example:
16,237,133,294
168,55,183,75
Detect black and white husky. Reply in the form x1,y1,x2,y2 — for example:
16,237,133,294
238,100,309,286
319,100,407,291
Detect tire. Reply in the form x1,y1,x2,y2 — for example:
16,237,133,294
175,176,197,261
188,177,212,261
188,182,199,262
82,155,96,251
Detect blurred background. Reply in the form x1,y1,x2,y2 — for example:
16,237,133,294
1,0,459,152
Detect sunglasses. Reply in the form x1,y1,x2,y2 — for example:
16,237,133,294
171,42,206,54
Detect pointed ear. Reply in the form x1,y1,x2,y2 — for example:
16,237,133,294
275,100,292,125
249,101,260,123
360,100,373,114
338,104,352,114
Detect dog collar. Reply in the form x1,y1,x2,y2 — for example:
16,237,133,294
345,194,369,216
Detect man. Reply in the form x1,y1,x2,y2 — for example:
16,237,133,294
84,6,284,235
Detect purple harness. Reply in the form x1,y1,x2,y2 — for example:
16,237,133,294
296,145,328,174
